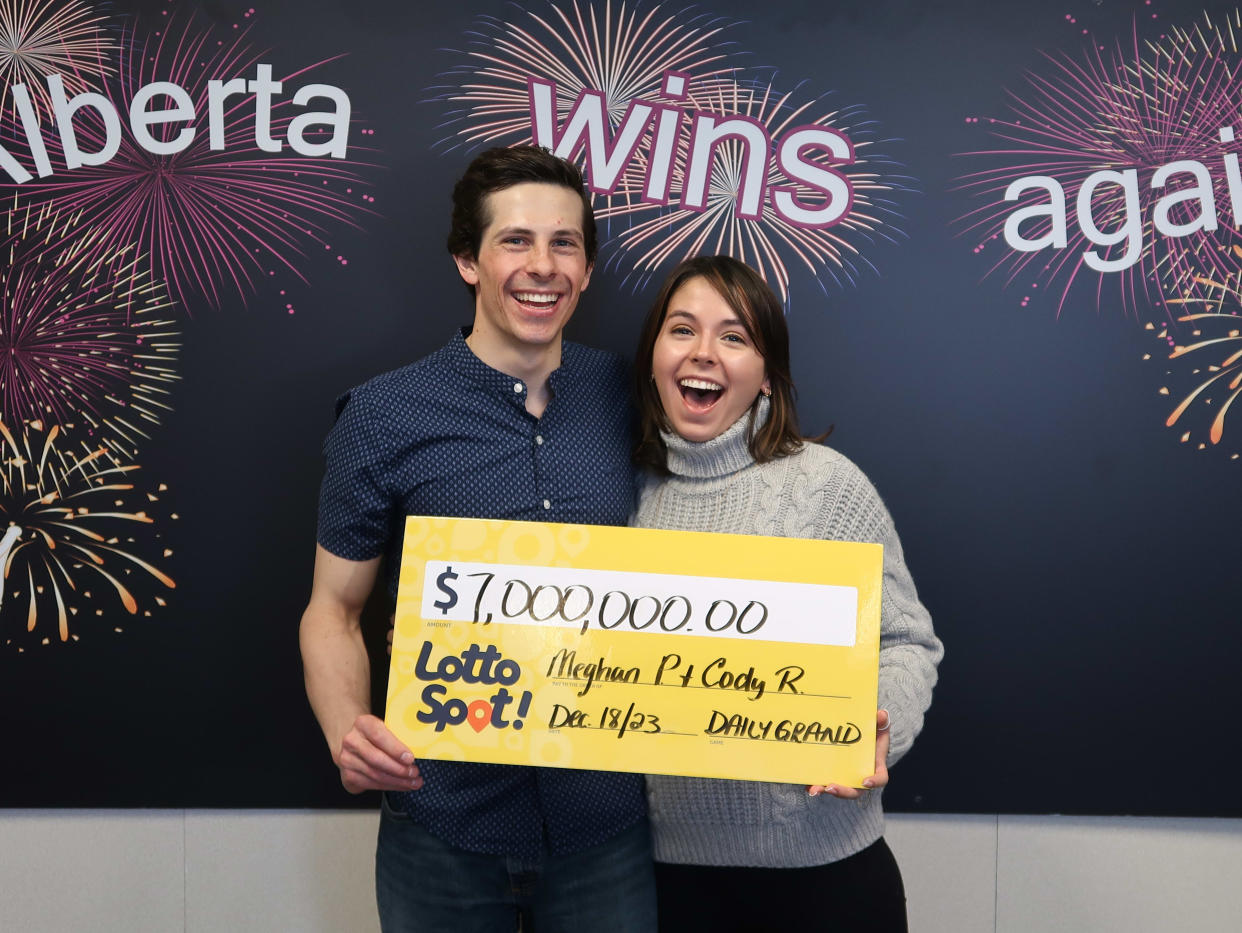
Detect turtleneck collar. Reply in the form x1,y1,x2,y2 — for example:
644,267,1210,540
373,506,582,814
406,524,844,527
661,395,771,478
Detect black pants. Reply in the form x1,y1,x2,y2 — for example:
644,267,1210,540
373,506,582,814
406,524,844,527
654,837,908,932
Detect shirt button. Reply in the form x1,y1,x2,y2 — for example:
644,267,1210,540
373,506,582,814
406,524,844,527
542,499,551,510
535,435,544,445
513,382,524,394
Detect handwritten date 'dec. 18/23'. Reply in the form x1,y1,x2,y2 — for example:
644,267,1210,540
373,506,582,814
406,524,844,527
550,702,661,737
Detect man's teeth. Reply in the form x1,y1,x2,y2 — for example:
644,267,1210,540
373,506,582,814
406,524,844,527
680,378,723,391
515,292,557,304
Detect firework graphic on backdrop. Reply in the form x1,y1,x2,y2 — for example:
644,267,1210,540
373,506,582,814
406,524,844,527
0,0,116,122
0,418,175,649
599,78,907,301
957,7,1242,454
1,203,179,464
431,0,742,150
1,11,374,312
1147,305,1242,455
957,12,1242,318
432,0,909,299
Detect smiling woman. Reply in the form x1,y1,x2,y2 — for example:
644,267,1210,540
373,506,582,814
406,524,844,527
650,276,770,443
635,256,804,469
630,255,943,933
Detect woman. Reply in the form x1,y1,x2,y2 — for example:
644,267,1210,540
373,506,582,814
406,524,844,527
632,256,943,933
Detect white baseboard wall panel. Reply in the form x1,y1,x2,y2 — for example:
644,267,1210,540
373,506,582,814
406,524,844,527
6,810,1242,932
996,815,1242,933
0,810,185,933
184,809,380,933
887,813,998,933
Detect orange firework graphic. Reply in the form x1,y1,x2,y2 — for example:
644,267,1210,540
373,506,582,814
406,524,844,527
1149,299,1242,456
0,419,176,649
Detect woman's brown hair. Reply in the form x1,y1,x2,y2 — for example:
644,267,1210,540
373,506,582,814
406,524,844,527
634,255,816,472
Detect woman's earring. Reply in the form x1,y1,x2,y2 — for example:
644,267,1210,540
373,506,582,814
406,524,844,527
761,386,772,398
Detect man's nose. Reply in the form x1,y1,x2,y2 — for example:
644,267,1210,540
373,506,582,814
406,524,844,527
526,242,555,276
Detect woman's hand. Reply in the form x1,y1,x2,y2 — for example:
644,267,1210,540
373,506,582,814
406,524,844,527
807,708,890,799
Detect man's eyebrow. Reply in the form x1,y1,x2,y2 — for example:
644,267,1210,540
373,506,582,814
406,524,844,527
490,225,584,240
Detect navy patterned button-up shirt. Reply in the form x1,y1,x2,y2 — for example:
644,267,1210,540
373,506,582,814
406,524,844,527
317,329,645,857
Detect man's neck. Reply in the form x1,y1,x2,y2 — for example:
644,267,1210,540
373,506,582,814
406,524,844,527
465,328,561,418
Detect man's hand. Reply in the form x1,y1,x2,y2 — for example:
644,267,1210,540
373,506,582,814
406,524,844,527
807,708,890,799
337,713,423,794
300,546,424,795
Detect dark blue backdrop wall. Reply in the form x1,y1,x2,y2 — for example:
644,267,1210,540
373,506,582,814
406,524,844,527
2,0,1239,816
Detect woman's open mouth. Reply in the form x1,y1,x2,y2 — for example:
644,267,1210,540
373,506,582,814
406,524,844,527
678,377,723,411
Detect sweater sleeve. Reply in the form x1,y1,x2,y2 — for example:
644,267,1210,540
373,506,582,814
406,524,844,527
816,454,944,767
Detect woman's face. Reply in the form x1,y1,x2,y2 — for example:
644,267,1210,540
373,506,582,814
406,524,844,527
651,276,770,444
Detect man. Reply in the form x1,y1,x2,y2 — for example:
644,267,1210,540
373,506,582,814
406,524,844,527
299,146,654,931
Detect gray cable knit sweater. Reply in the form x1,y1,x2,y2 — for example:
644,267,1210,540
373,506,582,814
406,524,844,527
634,401,943,867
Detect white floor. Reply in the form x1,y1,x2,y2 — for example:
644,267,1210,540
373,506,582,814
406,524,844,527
1,810,1239,932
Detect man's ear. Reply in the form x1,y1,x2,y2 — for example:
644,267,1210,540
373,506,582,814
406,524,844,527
454,253,480,286
580,262,594,292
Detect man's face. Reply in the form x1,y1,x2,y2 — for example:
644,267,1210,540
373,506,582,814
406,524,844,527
454,182,593,356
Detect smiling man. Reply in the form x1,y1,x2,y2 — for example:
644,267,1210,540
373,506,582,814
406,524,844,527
299,147,654,931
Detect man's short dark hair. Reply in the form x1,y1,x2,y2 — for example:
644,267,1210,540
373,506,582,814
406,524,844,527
447,146,598,265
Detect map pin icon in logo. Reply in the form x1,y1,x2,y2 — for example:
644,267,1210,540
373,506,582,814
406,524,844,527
467,700,493,733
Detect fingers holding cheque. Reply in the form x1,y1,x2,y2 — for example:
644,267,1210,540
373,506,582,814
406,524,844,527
807,708,890,799
337,713,423,794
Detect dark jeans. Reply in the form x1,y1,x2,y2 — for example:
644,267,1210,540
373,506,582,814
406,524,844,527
375,792,656,932
654,837,908,932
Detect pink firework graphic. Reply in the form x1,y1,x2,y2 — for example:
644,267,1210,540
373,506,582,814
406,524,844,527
433,0,908,299
599,78,907,301
431,0,742,150
0,418,175,649
1,11,374,312
1,203,179,462
0,0,116,122
958,12,1242,317
1148,12,1242,313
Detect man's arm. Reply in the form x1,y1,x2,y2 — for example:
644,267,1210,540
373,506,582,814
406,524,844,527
299,544,423,794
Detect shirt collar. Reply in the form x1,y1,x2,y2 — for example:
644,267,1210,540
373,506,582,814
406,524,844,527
449,327,576,401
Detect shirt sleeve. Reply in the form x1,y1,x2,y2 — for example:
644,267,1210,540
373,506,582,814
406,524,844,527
316,388,394,561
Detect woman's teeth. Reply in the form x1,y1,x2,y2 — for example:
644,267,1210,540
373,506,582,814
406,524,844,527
679,377,723,406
